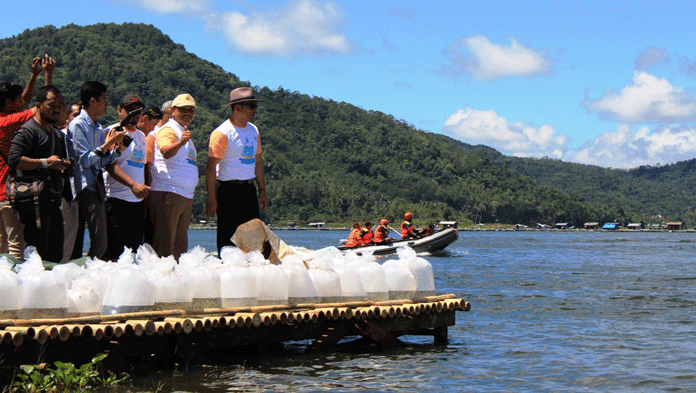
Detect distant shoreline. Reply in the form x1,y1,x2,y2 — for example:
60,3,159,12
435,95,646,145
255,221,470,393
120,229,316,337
189,226,695,233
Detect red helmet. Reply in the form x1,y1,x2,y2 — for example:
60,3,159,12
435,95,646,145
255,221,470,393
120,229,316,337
404,212,413,220
380,219,388,225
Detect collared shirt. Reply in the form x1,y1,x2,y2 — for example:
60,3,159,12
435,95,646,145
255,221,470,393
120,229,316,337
69,109,118,196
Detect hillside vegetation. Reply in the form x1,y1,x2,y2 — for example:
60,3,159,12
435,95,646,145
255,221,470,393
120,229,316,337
4,23,685,227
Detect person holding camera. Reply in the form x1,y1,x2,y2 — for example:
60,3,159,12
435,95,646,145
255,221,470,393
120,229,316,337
101,94,150,261
0,54,54,260
7,85,70,262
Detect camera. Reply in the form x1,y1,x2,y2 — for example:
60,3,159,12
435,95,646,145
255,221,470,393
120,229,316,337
122,134,133,147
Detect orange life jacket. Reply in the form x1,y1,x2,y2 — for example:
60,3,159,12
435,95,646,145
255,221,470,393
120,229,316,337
360,227,373,244
401,220,415,239
346,228,362,248
374,225,388,243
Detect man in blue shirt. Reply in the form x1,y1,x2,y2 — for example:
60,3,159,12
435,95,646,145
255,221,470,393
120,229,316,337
70,81,148,259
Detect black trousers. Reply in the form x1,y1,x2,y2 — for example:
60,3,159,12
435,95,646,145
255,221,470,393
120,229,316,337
103,197,145,260
216,181,259,255
18,194,63,263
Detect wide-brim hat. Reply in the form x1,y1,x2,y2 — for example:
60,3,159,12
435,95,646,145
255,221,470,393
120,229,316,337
225,87,259,107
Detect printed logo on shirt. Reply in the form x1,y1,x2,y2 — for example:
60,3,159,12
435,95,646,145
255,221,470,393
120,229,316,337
186,145,197,166
240,136,256,165
127,148,146,168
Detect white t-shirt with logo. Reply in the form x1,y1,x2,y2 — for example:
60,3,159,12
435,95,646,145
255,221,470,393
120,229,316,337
104,124,147,202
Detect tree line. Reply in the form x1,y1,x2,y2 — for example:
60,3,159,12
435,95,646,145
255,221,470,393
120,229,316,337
3,22,681,228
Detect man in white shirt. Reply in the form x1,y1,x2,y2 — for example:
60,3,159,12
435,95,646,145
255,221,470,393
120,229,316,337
148,94,198,260
205,87,268,255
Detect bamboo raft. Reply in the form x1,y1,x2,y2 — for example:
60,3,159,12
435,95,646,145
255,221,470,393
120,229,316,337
0,294,470,366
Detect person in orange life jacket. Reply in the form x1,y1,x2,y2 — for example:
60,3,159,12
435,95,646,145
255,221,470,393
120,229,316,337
360,221,374,245
345,223,363,248
401,211,421,239
374,219,394,244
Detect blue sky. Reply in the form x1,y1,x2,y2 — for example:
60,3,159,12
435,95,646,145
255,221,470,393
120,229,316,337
4,0,696,169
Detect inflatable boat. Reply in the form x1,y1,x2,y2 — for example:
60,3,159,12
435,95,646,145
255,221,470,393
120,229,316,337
338,228,459,256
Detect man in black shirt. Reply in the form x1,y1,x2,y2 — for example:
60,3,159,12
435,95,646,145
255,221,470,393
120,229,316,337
8,85,71,262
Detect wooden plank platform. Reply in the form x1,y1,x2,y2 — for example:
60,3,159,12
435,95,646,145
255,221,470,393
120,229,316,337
0,295,470,366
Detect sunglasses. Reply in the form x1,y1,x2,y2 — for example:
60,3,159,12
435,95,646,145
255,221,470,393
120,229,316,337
242,102,258,109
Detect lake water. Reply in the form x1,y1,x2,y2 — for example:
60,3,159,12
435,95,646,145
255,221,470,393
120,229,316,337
122,229,696,392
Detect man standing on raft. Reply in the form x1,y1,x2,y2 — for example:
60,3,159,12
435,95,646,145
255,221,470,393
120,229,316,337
205,87,268,255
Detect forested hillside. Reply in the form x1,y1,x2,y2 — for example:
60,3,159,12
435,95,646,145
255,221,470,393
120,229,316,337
0,23,646,227
499,156,696,226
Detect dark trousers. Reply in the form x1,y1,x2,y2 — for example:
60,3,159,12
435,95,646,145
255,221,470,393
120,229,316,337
216,181,259,255
70,213,85,260
18,194,63,263
76,189,107,259
103,197,145,261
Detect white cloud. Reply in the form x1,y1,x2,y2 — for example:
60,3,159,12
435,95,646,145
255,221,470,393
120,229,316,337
438,35,552,81
566,124,696,169
634,47,670,71
210,0,352,57
443,107,696,169
136,0,210,14
442,107,568,158
584,71,696,123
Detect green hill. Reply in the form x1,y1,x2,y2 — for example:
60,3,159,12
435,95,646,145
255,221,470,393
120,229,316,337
0,23,648,227
499,156,696,226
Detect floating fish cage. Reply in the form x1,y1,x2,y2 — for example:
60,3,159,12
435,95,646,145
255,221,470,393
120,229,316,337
0,294,469,366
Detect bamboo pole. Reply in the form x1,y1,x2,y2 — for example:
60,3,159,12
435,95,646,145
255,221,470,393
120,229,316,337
164,318,193,334
2,331,24,347
35,328,49,345
0,309,186,328
113,325,125,338
297,301,372,309
234,313,261,328
424,294,456,302
58,326,72,341
89,324,109,340
80,325,93,339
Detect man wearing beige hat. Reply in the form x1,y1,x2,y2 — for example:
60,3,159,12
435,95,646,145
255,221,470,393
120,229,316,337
205,87,268,255
149,93,198,259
